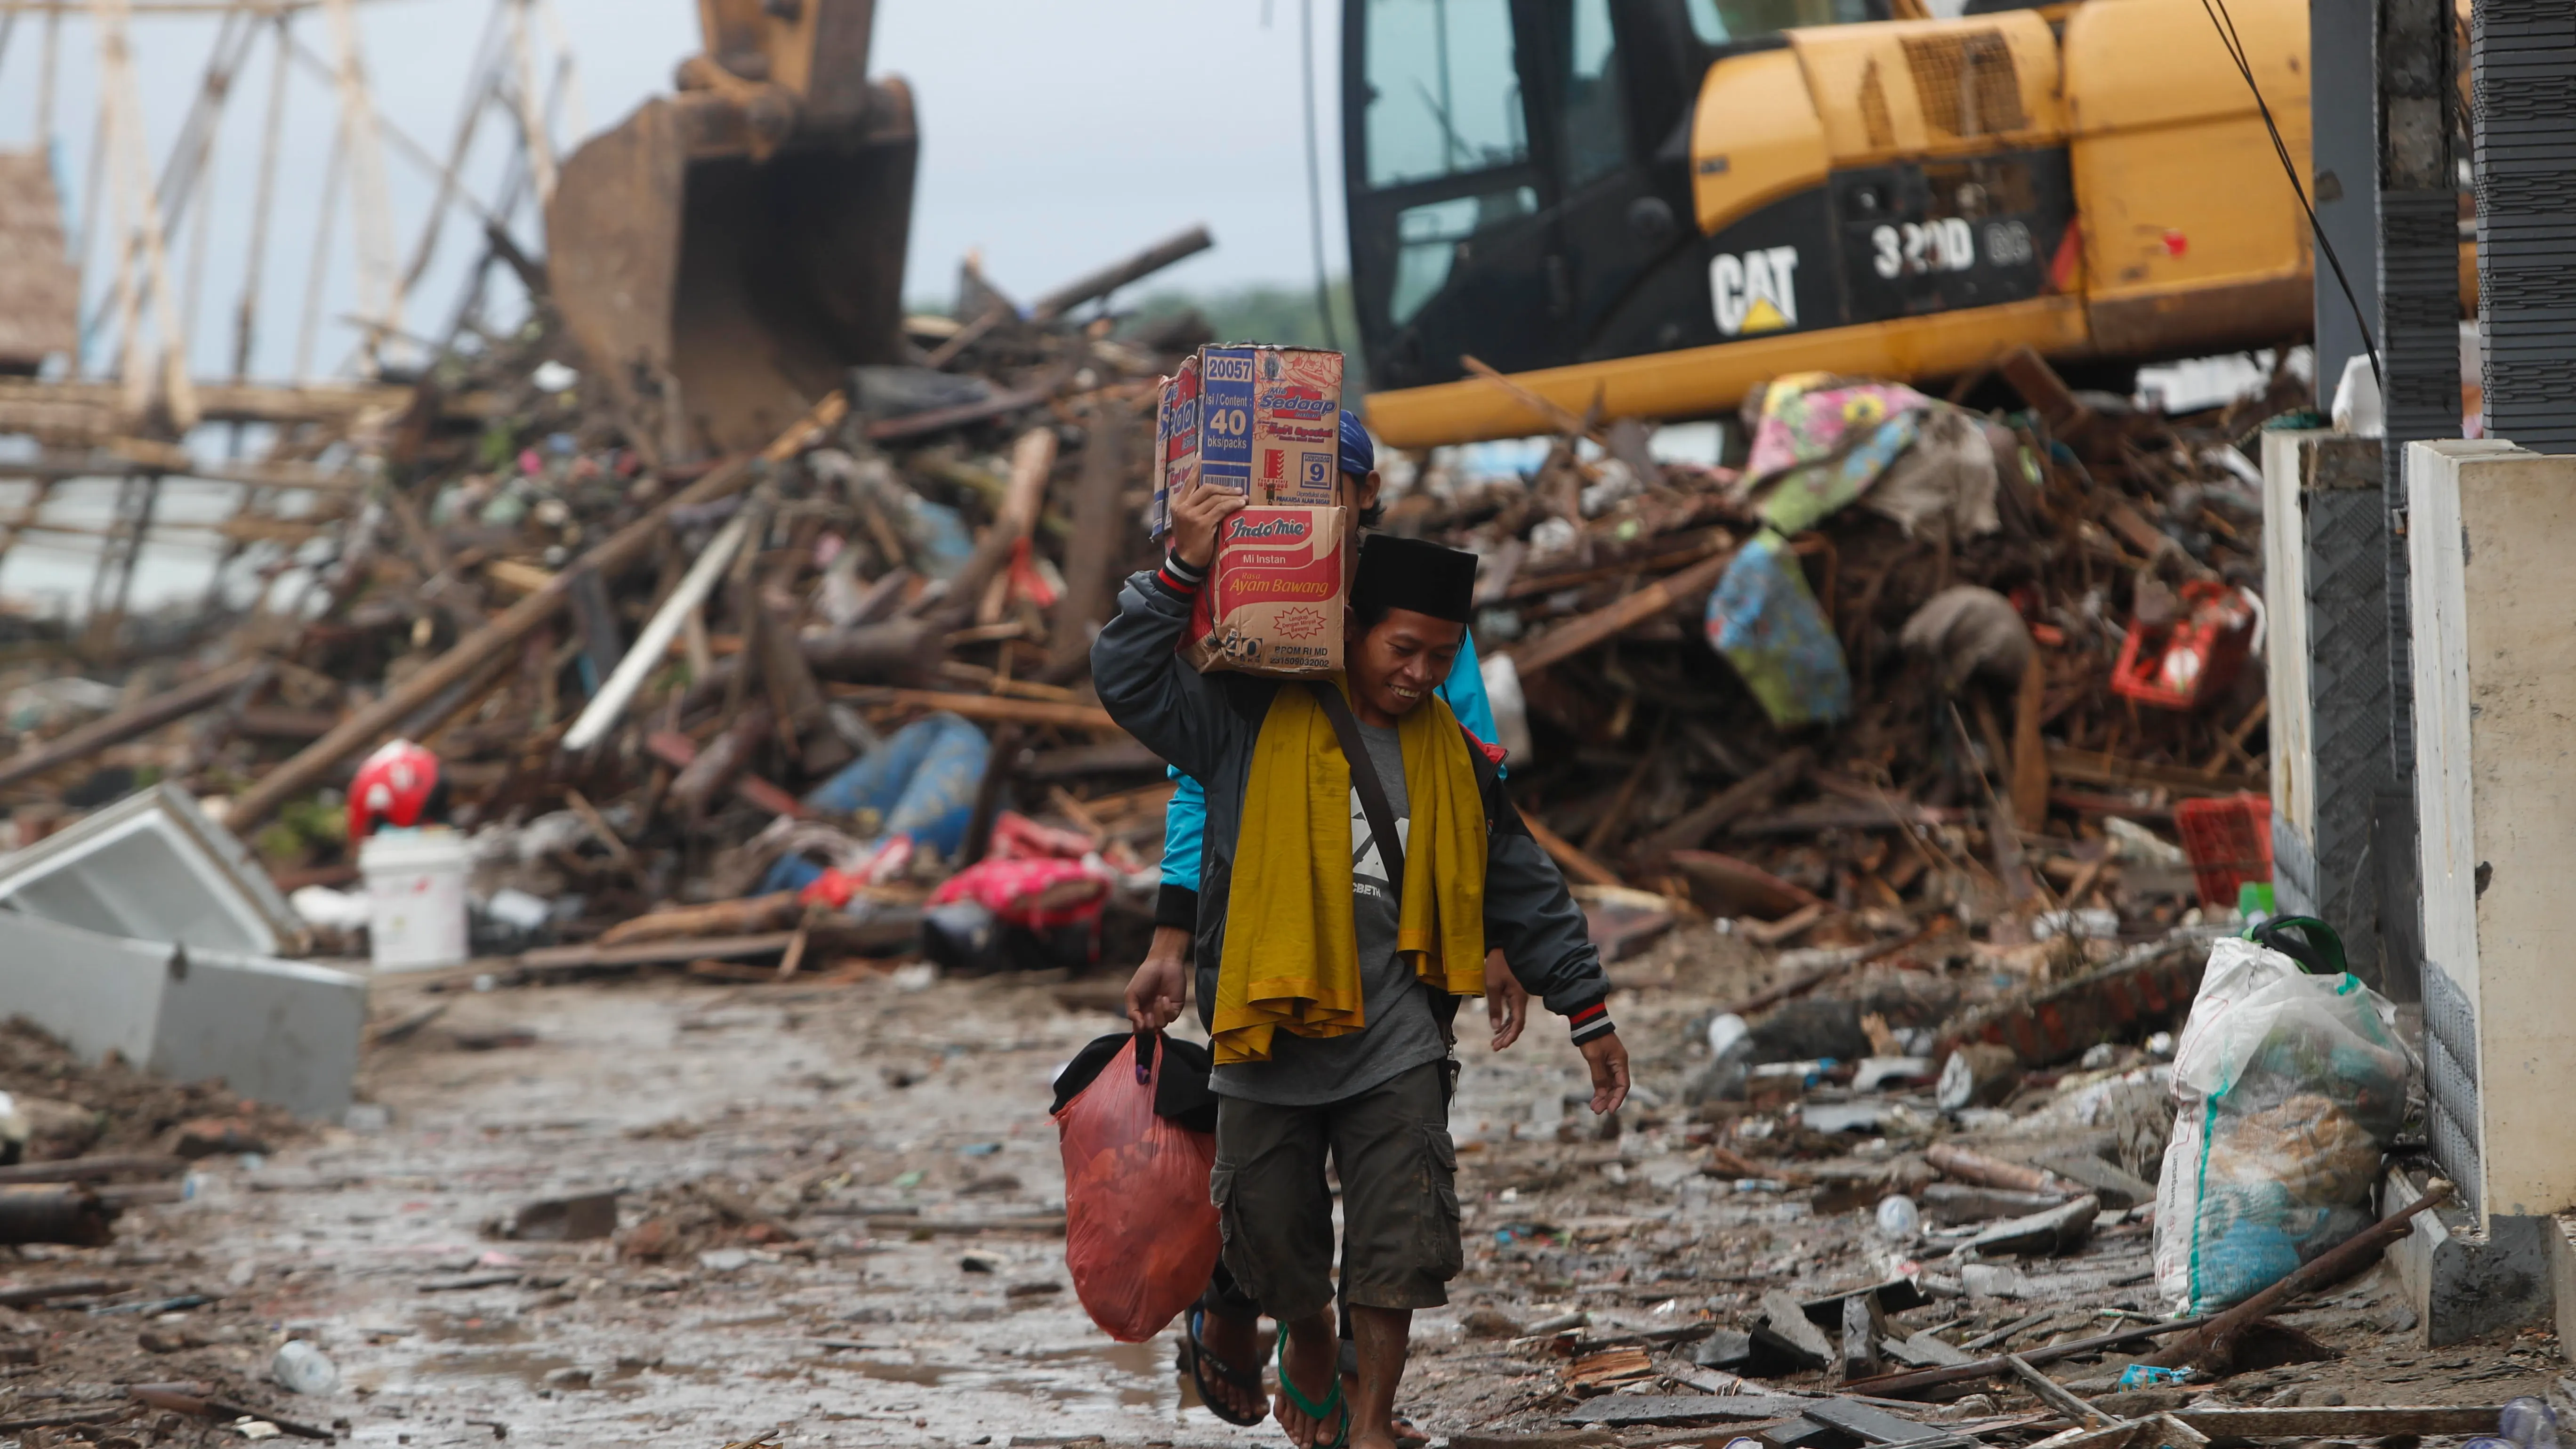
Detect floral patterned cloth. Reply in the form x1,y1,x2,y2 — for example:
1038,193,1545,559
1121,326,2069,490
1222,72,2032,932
1743,379,1934,535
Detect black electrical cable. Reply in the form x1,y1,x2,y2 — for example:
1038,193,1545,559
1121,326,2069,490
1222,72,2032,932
2199,0,2383,394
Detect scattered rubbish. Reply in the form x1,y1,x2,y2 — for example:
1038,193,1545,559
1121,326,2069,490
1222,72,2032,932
269,1339,338,1395
498,1190,621,1242
1875,1195,1921,1239
2154,938,2407,1314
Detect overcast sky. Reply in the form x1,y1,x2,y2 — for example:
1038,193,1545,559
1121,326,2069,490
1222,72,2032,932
0,0,1349,382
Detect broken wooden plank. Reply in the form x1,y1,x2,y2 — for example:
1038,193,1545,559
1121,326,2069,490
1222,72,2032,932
0,1155,182,1186
0,656,266,791
1048,397,1132,675
1929,1143,2070,1197
1841,1315,2211,1400
230,391,848,830
2170,1407,2507,1438
2005,1354,2114,1426
1627,747,1810,866
597,894,800,949
1508,547,1736,677
517,932,800,973
1563,1396,1815,1428
645,729,809,820
2045,746,2261,799
1521,813,1628,888
2011,655,2049,833
1668,847,1825,919
832,686,1122,733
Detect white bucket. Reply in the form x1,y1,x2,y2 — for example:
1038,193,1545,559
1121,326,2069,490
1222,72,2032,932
358,829,471,970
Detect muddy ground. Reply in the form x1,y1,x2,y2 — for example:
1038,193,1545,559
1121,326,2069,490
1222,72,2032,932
0,931,2557,1448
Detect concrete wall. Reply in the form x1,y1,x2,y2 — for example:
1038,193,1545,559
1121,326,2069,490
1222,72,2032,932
2408,438,2576,1223
2265,431,2391,983
2262,429,2319,896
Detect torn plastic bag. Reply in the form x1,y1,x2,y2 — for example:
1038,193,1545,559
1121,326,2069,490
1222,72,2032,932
1054,1031,1222,1342
1704,530,1852,727
2153,937,2411,1315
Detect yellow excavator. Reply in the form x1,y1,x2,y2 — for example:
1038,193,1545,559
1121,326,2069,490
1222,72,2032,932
547,0,914,456
1345,0,2468,447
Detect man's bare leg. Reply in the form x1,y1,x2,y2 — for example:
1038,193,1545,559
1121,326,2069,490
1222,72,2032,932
1348,1305,1412,1449
1274,1308,1341,1448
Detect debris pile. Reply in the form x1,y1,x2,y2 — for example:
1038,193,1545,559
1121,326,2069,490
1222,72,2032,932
1407,346,2292,958
0,183,2301,994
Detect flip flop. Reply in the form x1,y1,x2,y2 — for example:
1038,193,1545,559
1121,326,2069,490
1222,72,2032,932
1179,1308,1268,1427
1277,1328,1352,1449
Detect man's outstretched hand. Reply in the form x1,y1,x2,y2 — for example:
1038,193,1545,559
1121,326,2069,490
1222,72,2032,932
1579,1032,1631,1116
1482,949,1527,1051
1125,926,1191,1033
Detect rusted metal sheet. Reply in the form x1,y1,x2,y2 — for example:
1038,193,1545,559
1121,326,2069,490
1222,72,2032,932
1937,933,2211,1066
0,153,79,374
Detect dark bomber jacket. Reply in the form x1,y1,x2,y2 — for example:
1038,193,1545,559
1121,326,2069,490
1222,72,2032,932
1090,562,1615,1038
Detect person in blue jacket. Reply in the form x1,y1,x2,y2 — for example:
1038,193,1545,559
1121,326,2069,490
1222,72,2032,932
1125,412,1531,1434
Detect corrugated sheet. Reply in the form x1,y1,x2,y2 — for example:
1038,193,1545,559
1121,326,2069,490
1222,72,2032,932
0,153,78,372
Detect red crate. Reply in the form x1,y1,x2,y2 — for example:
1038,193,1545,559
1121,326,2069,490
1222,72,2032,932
2174,792,2272,909
2110,580,2256,710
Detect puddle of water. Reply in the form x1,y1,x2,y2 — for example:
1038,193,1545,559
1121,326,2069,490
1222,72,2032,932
832,1358,964,1387
413,1349,577,1388
986,1340,1177,1409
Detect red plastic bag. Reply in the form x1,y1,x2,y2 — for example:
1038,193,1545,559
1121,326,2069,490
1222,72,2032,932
1055,1033,1220,1342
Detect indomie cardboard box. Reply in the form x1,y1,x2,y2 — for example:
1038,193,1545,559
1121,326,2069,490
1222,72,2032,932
1186,506,1349,676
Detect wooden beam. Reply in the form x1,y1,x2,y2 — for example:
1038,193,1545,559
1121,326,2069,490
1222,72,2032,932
1507,547,1735,677
2045,746,2262,798
0,656,265,790
1521,812,1627,888
226,392,847,831
831,686,1124,734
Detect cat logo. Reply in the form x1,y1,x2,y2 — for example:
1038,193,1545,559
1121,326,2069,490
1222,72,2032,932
1711,246,1801,337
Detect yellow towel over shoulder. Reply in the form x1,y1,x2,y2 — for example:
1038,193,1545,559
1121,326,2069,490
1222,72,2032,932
1211,680,1488,1065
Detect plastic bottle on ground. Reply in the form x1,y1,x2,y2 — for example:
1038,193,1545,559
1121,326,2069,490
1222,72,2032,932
1875,1194,1921,1238
2502,1399,2560,1449
272,1339,339,1395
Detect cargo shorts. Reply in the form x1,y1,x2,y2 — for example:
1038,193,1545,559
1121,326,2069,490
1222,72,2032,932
1207,1061,1463,1324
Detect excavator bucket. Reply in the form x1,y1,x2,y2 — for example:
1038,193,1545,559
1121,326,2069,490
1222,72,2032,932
546,0,914,457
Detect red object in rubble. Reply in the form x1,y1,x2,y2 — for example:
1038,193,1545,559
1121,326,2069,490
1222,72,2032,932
2109,580,2255,710
2175,792,2273,909
347,739,445,841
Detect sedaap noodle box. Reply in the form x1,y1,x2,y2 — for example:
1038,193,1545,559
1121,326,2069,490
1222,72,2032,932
1149,352,1200,540
1248,346,1343,507
1185,505,1350,676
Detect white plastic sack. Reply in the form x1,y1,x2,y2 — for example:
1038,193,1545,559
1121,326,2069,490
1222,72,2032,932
2152,937,2410,1315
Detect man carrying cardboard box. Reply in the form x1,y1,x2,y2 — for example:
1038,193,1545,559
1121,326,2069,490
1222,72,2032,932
1095,476,1630,1449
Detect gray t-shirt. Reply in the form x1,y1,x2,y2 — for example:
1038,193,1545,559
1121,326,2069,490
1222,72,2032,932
1211,720,1449,1106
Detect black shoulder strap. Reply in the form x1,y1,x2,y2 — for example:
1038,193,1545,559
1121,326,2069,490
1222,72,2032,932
1308,682,1404,897
1311,683,1459,1059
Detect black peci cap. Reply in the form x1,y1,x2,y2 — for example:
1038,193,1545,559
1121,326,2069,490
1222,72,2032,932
1352,534,1478,625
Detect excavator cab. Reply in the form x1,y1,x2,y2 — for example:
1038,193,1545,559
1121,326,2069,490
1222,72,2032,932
547,0,916,457
1343,0,1884,396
